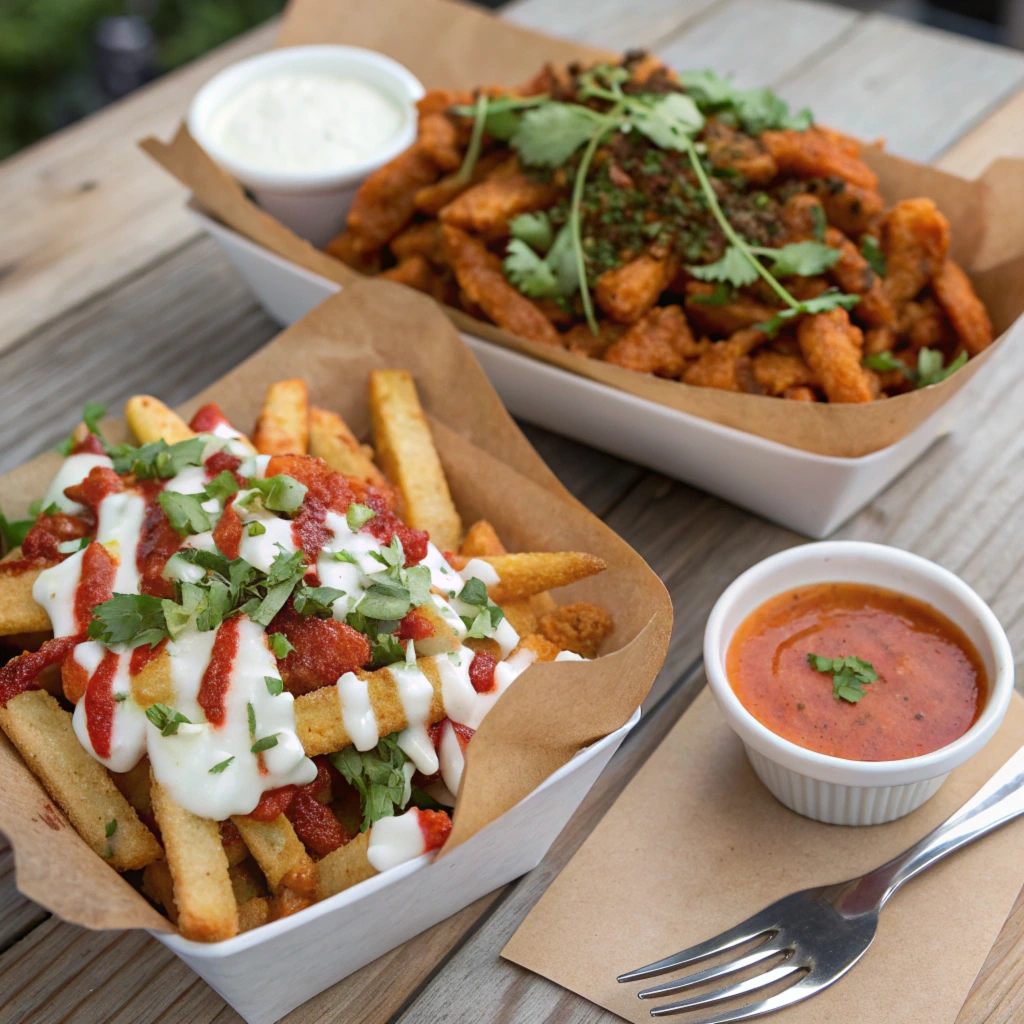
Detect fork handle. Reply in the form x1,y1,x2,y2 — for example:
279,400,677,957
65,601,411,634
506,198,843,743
838,744,1024,915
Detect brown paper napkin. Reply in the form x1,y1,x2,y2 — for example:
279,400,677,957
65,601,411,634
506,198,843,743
504,687,1024,1024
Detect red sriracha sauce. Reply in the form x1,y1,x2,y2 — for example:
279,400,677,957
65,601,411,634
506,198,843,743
212,497,243,560
189,403,233,435
74,542,116,634
285,757,349,855
418,809,453,851
468,651,497,693
0,635,82,708
130,638,167,677
84,649,120,760
248,785,298,822
397,610,435,644
205,448,244,484
197,616,241,728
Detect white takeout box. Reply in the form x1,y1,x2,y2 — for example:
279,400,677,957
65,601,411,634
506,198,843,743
152,707,638,1024
193,211,1017,540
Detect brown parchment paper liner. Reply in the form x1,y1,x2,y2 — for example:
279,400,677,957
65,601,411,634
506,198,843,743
504,688,1024,1024
139,0,1024,459
0,279,672,933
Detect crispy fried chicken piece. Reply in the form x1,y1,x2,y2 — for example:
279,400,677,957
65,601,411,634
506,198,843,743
684,282,777,336
752,351,818,396
931,259,994,355
595,254,677,324
603,305,703,377
682,328,765,392
797,308,874,403
439,158,559,238
881,198,950,308
704,118,778,185
825,227,896,328
761,127,879,190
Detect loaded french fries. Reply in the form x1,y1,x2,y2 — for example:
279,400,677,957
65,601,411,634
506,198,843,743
0,373,613,941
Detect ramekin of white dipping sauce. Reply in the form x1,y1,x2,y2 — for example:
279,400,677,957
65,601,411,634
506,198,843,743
188,45,424,246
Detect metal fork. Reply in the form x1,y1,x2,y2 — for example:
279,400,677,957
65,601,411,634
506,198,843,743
618,744,1024,1022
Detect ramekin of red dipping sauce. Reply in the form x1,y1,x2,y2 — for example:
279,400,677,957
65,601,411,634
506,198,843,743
704,542,1013,826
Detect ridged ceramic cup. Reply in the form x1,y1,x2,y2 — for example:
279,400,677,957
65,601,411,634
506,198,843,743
704,541,1014,826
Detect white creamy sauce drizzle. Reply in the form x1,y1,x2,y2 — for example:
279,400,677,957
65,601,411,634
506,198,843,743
210,72,405,175
366,808,428,872
437,722,466,797
337,671,379,751
389,660,439,776
42,453,113,514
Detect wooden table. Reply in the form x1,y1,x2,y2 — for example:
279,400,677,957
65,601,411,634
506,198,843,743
1,1,1023,1021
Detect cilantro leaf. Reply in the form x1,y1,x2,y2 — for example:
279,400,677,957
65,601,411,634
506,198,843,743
246,474,307,515
145,702,191,736
251,734,279,754
109,437,206,480
56,402,110,457
754,241,841,278
268,632,295,659
450,94,549,142
89,594,169,649
862,351,911,377
204,471,240,503
346,503,376,531
807,653,878,703
733,87,811,135
626,92,704,151
265,676,284,696
917,348,967,388
755,290,861,339
509,211,553,253
0,506,35,555
688,246,760,288
511,102,605,167
158,491,212,537
462,604,505,639
329,733,411,831
457,577,489,607
861,235,886,277
293,585,346,618
209,757,234,774
247,701,256,735
677,69,739,108
504,239,559,298
689,282,737,307
358,577,412,621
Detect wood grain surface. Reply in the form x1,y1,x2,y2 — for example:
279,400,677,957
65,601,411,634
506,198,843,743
0,1,1023,1022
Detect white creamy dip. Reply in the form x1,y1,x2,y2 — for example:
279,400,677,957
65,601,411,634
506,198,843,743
209,72,405,175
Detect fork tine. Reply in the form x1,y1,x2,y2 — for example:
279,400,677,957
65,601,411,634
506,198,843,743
647,964,803,1018
617,910,777,983
649,973,818,1022
637,942,788,1000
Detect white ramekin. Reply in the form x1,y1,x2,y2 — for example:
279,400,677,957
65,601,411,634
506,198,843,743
188,45,424,247
704,541,1014,826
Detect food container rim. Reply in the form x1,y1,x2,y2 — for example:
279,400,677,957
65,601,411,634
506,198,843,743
703,540,1014,788
151,705,641,958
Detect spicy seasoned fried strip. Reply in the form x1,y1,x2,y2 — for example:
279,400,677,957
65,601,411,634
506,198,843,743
151,775,236,941
414,151,508,217
780,193,825,244
126,396,195,445
881,198,950,308
308,406,389,490
594,255,676,324
253,379,309,456
0,689,161,870
368,369,462,551
0,568,49,635
683,283,778,337
797,309,874,403
704,119,777,185
603,305,703,377
390,221,446,264
295,657,446,757
231,813,317,898
380,254,442,296
315,831,377,900
346,145,441,254
683,328,764,392
761,127,878,190
438,158,559,237
416,112,462,173
810,179,885,237
751,351,818,397
441,225,560,347
825,228,895,328
931,259,994,355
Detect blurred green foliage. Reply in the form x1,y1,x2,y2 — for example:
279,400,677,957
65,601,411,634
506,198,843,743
0,0,285,159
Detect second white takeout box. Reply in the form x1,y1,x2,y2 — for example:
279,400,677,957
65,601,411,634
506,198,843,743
153,709,637,1024
192,211,1017,540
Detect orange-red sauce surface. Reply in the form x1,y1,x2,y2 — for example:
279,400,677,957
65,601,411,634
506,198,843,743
726,583,986,761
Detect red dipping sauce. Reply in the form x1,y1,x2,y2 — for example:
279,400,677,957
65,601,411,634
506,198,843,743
726,583,987,761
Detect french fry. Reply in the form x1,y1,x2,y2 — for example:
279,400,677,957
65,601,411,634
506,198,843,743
229,858,268,905
409,602,460,656
512,634,562,663
231,813,317,897
0,568,50,636
238,896,270,933
253,379,310,456
110,757,153,820
537,602,614,659
151,775,237,941
462,552,607,604
308,406,389,489
315,832,377,901
295,657,446,757
368,370,462,551
125,396,195,445
268,888,314,921
0,690,161,871
142,859,178,924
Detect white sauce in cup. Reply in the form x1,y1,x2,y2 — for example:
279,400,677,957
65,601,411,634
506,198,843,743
208,72,404,176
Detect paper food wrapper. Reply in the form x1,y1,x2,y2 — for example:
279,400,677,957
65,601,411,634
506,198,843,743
504,688,1024,1024
140,0,1024,459
0,279,673,933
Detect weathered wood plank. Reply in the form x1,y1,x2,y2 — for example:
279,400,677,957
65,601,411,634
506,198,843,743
657,0,857,88
0,20,276,356
779,13,1024,161
503,0,723,51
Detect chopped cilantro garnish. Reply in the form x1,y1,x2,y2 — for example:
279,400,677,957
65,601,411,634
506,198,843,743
145,703,191,736
105,818,118,839
268,632,295,659
203,471,240,503
109,437,206,480
346,503,376,530
251,735,279,754
264,676,284,696
209,757,234,774
158,491,212,537
807,653,878,703
245,474,307,515
330,733,411,831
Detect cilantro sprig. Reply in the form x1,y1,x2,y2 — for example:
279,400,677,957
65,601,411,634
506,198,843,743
109,437,206,480
456,576,505,639
807,653,879,703
56,402,109,457
863,348,968,389
330,733,411,831
0,506,35,555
